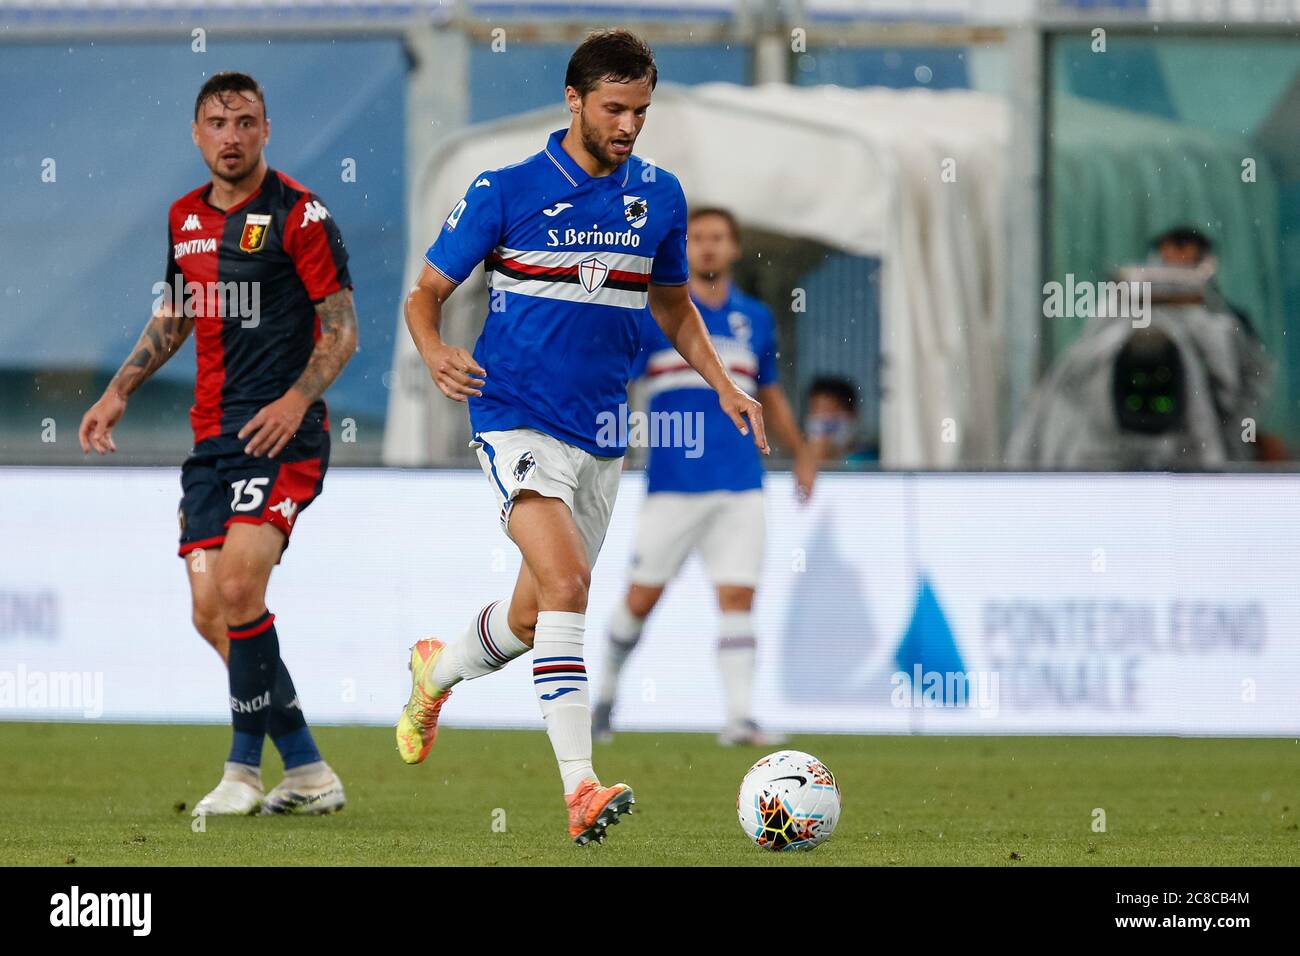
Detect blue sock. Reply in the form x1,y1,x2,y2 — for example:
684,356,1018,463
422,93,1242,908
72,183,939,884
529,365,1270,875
273,728,322,770
267,656,322,770
226,610,279,768
229,731,263,767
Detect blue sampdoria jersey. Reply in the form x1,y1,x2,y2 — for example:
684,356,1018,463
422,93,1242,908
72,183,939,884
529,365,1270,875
631,286,779,494
424,128,689,456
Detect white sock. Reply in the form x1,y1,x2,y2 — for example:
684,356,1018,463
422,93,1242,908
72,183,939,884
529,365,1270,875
222,760,262,786
533,610,595,794
431,600,530,691
597,602,646,707
281,759,330,785
717,611,757,726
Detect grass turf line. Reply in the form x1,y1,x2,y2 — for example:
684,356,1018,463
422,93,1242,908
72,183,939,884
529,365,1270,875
1,723,1296,866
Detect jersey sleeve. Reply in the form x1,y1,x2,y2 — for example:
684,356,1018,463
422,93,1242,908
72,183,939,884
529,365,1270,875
649,177,689,286
425,172,505,284
755,303,780,386
284,192,352,303
163,221,180,286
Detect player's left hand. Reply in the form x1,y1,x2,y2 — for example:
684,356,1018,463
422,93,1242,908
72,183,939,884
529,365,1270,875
240,391,310,458
719,385,768,455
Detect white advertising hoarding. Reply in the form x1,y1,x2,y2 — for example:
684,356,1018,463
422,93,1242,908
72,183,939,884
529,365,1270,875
0,467,1295,735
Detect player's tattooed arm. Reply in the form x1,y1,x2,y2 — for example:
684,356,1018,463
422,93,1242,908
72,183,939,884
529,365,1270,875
290,288,359,406
649,282,769,454
79,307,194,455
107,307,195,399
240,288,358,459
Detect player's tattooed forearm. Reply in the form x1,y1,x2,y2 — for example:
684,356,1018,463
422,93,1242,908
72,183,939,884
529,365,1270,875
109,310,194,396
292,289,358,404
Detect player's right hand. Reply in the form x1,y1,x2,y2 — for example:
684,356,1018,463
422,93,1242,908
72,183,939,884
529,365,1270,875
79,390,127,455
426,343,486,403
794,448,818,503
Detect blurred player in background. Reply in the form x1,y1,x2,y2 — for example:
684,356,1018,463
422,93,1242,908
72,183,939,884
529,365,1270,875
397,31,768,845
78,73,356,816
593,208,816,746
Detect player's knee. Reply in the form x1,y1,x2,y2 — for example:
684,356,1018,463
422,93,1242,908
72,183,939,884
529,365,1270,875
215,570,263,620
540,569,590,611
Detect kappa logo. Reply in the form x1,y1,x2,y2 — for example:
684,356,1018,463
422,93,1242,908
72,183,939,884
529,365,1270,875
623,194,648,229
269,497,298,525
512,451,537,483
181,213,202,232
542,201,573,217
475,177,492,188
578,255,610,294
300,200,330,228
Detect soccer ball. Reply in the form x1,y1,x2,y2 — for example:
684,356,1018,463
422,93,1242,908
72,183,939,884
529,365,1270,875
737,750,841,851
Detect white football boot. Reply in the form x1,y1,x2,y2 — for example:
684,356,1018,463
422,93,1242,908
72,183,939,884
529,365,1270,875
192,762,265,816
261,761,346,815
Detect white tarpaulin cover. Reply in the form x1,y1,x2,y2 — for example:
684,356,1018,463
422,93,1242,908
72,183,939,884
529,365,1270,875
384,82,1010,467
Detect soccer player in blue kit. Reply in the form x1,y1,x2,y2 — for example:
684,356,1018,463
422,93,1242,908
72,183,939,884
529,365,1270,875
394,30,768,845
594,207,817,747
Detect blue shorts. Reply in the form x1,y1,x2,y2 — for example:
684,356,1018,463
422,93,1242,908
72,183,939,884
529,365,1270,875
177,430,329,558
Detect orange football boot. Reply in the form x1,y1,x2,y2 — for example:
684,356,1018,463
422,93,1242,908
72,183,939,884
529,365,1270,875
566,779,635,845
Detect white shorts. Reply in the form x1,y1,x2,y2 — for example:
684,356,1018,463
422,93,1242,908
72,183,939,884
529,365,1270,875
471,428,622,565
629,489,766,589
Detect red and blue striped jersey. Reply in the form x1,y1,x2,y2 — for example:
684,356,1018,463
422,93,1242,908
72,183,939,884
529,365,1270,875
164,168,351,443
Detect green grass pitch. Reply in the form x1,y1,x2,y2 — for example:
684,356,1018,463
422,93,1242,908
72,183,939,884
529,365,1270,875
2,722,1297,866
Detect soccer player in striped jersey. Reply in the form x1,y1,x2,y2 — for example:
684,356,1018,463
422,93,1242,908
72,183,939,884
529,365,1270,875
78,73,356,816
395,30,768,845
594,207,817,746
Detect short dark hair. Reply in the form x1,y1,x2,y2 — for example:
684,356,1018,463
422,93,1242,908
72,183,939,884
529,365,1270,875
1151,225,1212,254
565,30,658,97
194,72,266,121
688,207,741,242
808,376,858,413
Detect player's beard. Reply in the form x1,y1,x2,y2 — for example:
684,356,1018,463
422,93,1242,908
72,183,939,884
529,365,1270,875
210,148,261,186
579,110,631,171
